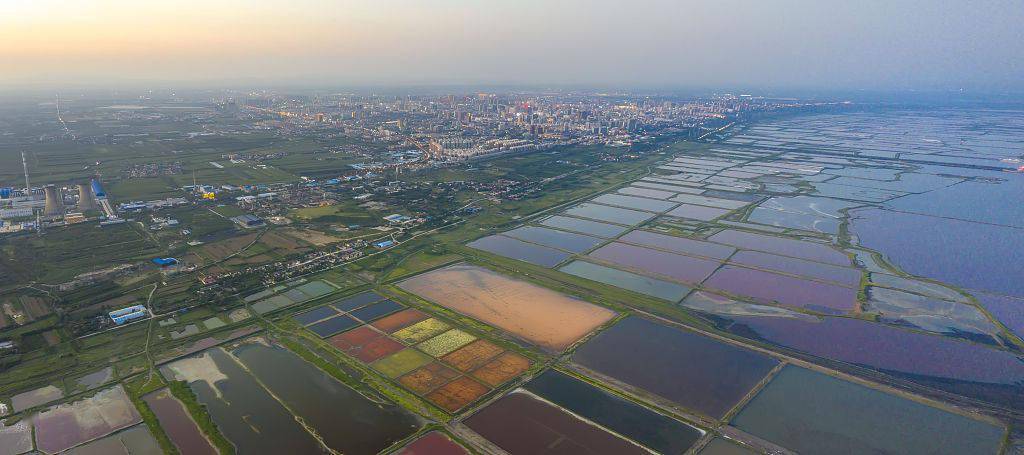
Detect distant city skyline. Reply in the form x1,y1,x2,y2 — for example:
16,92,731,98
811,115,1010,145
2,0,1022,92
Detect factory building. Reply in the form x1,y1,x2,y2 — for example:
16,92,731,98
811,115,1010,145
109,305,148,325
91,179,106,198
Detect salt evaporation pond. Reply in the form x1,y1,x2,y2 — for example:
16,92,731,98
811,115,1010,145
0,421,33,455
161,347,324,454
399,264,615,352
708,229,850,266
617,185,677,199
563,202,655,225
747,195,860,233
714,314,1024,409
143,388,217,455
728,250,861,287
524,370,703,453
65,424,161,455
731,366,1005,454
886,169,1024,228
618,230,735,260
464,391,650,455
591,193,679,212
502,226,605,253
560,260,692,301
975,292,1024,339
698,438,757,455
232,341,420,454
573,316,778,418
33,385,141,454
703,266,857,314
539,215,629,238
466,234,569,267
850,207,1024,297
588,242,721,284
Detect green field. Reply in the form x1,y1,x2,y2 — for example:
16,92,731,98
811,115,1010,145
0,222,164,286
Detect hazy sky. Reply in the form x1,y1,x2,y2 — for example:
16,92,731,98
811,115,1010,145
2,0,1022,91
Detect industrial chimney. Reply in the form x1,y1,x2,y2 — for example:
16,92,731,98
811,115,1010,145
43,185,64,217
77,183,98,211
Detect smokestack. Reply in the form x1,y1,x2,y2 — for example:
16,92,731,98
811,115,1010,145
43,185,64,217
77,183,98,211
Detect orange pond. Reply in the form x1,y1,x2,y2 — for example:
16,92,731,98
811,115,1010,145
399,264,615,352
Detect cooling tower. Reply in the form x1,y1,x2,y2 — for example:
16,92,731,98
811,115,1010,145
43,185,64,217
77,183,98,211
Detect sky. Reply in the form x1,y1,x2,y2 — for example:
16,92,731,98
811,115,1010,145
2,0,1022,92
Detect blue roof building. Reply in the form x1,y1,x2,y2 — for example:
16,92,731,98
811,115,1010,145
109,305,148,325
91,179,106,198
152,257,178,266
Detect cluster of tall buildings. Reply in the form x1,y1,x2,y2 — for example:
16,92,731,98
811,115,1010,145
232,91,807,162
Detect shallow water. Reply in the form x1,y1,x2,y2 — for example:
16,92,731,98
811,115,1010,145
715,313,1024,409
747,195,859,233
591,193,679,212
560,260,692,301
524,370,702,454
539,215,630,238
703,265,857,314
732,366,1005,455
618,230,735,260
850,207,1024,297
503,225,605,253
708,229,850,266
466,234,570,267
589,242,722,284
573,316,778,418
563,202,656,225
162,348,323,454
232,342,420,454
728,250,861,286
464,391,649,455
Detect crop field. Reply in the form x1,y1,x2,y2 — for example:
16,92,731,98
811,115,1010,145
0,222,162,285
289,200,380,226
279,227,342,246
398,264,616,352
194,233,257,262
